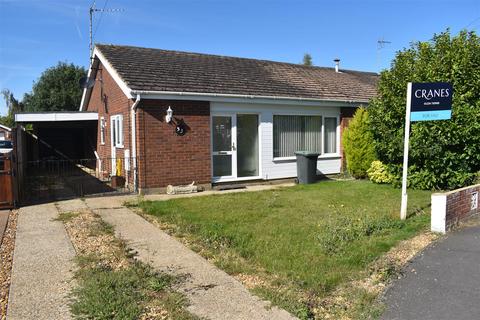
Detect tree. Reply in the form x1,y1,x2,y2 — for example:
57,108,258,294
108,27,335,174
302,53,313,66
368,30,480,190
342,107,376,178
0,89,24,128
23,62,87,112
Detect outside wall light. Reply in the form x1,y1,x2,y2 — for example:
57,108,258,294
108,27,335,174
165,106,173,123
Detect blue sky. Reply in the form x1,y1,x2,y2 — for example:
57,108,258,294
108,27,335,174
0,0,479,115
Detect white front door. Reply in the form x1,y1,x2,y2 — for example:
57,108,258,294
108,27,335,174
110,117,117,175
212,115,236,180
212,114,260,181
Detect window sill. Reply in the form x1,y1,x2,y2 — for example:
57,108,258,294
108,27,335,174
114,145,124,149
273,154,341,162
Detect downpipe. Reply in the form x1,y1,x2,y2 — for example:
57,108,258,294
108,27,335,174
131,94,141,193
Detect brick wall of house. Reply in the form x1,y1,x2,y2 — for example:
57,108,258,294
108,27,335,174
136,99,211,192
339,107,357,172
431,184,480,233
85,60,134,185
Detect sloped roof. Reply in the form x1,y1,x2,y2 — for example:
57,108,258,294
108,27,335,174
95,44,378,103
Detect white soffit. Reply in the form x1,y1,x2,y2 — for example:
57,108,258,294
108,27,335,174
15,112,98,123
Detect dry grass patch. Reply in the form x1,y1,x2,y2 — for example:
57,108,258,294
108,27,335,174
61,208,197,320
312,232,439,319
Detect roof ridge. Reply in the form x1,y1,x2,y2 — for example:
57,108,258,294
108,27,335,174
95,43,378,75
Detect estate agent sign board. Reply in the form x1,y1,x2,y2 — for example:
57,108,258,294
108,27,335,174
410,82,453,121
400,82,453,220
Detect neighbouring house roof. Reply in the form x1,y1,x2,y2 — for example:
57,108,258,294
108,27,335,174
0,124,11,131
81,44,379,110
15,112,98,123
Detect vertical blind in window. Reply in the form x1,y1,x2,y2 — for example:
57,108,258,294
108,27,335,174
273,115,322,157
324,117,337,154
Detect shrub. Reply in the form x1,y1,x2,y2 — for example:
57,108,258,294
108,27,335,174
342,107,377,178
367,161,393,184
369,30,480,190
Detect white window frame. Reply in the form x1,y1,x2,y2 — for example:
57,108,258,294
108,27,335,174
110,114,124,148
272,113,340,161
323,116,339,155
100,117,106,145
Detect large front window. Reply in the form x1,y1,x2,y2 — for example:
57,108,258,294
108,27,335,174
273,115,337,158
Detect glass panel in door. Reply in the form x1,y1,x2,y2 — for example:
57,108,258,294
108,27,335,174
237,114,259,177
212,116,233,177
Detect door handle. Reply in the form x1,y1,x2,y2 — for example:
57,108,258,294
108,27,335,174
232,142,236,151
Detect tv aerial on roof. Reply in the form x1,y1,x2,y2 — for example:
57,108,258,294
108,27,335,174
79,77,95,89
89,1,124,60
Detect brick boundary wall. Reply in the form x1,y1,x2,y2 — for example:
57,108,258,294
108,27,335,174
431,184,480,233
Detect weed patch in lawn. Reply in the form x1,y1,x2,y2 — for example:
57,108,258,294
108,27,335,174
139,180,433,319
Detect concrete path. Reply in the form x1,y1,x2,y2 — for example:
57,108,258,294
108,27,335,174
7,203,75,320
0,210,9,245
84,197,297,320
382,222,480,320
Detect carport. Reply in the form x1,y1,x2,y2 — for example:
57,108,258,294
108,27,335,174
14,112,122,204
15,112,98,161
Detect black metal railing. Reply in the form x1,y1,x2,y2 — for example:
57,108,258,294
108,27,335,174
18,157,137,204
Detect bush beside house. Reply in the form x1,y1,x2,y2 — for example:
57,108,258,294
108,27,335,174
342,107,376,178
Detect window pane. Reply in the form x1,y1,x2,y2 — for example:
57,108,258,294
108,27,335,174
212,116,232,151
120,116,124,146
304,116,322,153
213,155,232,176
273,115,322,157
237,114,259,177
324,117,337,153
116,117,121,146
112,119,116,147
100,118,105,144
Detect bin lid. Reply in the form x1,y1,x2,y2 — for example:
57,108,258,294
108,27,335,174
294,151,320,157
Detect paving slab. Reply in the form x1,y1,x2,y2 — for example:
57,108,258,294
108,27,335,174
382,223,480,320
55,198,89,213
85,198,297,320
7,203,75,320
0,210,9,245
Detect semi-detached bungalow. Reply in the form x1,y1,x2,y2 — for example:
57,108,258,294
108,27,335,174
80,44,378,193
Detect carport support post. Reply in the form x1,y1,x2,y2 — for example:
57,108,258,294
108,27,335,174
400,82,412,220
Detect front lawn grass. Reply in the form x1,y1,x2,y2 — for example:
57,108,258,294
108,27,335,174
139,180,431,318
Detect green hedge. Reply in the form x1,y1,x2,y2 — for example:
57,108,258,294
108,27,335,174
368,30,480,190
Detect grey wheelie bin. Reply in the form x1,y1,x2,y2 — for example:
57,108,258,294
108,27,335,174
294,151,320,184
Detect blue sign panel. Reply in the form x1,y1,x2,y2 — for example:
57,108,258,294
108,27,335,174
410,82,452,122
